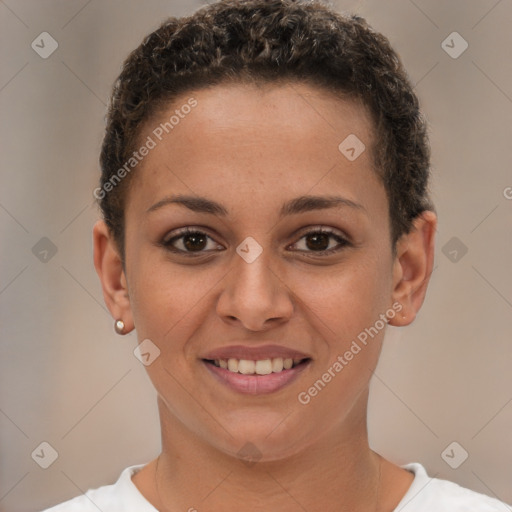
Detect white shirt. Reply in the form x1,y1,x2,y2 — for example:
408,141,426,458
41,462,511,511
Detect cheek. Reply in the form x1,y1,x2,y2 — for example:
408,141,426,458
287,253,392,337
127,251,223,348
291,258,392,421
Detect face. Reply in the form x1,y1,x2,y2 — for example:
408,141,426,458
106,82,418,461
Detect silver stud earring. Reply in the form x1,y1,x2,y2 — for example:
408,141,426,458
114,319,125,335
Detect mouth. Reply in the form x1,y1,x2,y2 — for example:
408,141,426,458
203,357,310,375
200,346,312,395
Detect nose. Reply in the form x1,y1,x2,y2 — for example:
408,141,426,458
216,250,294,332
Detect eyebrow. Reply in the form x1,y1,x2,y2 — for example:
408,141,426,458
146,193,366,217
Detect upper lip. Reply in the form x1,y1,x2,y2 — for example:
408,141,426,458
201,344,311,361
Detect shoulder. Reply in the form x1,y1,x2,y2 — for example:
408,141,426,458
40,464,157,512
396,463,511,511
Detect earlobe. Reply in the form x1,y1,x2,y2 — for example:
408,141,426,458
92,220,134,334
388,210,437,327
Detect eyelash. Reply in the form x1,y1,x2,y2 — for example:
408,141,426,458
161,227,351,257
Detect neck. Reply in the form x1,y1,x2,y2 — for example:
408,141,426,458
147,390,385,512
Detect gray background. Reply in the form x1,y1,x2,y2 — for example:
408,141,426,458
1,0,511,511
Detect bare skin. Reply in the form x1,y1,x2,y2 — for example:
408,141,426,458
94,82,436,511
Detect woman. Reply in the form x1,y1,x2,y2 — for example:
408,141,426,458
43,0,510,510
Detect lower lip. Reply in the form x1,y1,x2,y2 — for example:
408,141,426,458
203,360,310,395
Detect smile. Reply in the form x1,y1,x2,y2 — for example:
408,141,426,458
202,357,311,394
206,357,306,375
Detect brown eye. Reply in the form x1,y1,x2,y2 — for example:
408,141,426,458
305,232,330,251
163,229,223,254
182,232,208,251
291,228,350,254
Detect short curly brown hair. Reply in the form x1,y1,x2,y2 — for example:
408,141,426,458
98,0,433,261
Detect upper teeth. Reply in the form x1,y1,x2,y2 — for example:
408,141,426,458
213,357,302,375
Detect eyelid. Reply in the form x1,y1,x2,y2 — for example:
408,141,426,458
292,225,349,240
163,226,210,243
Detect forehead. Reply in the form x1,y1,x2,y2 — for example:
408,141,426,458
127,82,382,216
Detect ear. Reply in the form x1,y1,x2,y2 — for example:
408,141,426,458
93,220,134,334
388,210,437,327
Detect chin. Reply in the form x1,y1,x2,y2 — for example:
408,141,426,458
207,411,317,463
